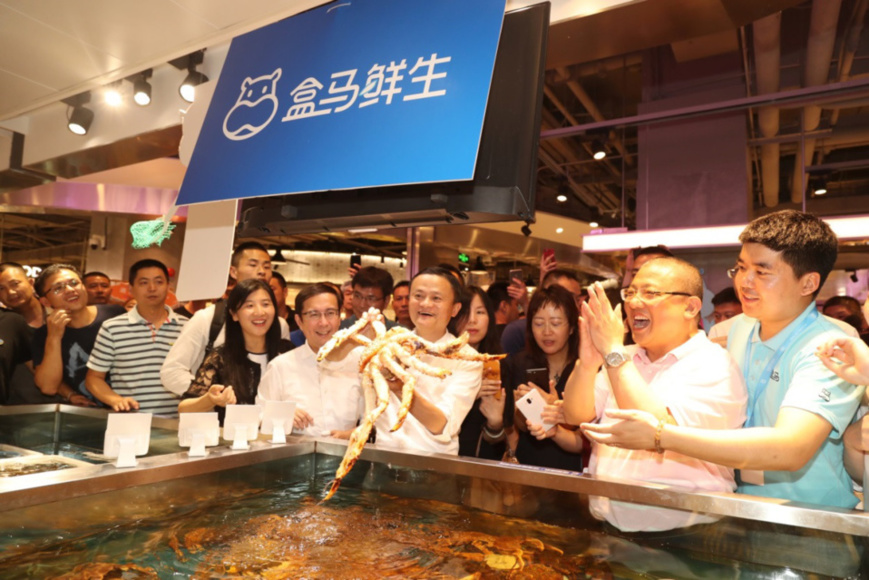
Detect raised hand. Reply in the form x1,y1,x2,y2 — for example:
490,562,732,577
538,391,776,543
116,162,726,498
816,337,869,385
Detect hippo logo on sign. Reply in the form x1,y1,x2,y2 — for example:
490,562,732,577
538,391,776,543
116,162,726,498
222,69,282,141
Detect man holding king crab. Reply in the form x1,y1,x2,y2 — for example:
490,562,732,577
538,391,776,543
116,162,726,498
318,267,504,498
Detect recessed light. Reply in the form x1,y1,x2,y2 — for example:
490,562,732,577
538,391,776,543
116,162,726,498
556,194,567,203
589,221,599,228
556,227,564,234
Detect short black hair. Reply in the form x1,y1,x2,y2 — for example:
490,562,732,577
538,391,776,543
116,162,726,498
823,295,861,316
436,263,465,286
0,262,26,276
542,268,579,288
35,264,82,297
128,259,168,284
739,210,837,296
412,266,462,304
270,271,287,289
392,280,410,294
295,282,341,314
352,266,394,298
83,271,110,282
486,281,512,309
230,241,270,267
712,287,740,307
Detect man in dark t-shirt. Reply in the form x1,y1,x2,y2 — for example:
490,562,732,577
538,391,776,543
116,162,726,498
31,265,123,403
0,309,33,405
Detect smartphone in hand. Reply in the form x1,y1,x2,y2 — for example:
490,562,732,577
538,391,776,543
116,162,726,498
543,248,555,261
509,268,523,283
525,367,548,390
350,254,362,268
516,388,556,431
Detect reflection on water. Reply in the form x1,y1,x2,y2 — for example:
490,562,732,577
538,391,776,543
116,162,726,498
0,456,861,579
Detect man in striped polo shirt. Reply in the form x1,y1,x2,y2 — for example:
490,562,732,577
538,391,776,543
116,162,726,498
85,259,186,416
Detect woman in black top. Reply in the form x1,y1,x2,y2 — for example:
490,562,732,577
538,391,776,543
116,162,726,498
451,286,506,459
179,279,291,424
501,284,583,471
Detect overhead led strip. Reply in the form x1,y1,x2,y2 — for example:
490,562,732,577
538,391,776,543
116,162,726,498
582,215,869,253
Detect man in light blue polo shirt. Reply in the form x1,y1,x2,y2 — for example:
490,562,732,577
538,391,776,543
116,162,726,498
582,210,865,509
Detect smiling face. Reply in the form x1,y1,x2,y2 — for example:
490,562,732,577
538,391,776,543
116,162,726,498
296,291,341,353
130,267,168,310
623,261,700,361
230,288,275,340
409,274,461,342
0,267,34,310
530,302,571,357
732,242,819,339
461,294,490,348
39,269,88,313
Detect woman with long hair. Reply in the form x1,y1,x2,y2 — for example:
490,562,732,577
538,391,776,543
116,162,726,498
452,286,506,459
501,284,583,470
179,279,290,424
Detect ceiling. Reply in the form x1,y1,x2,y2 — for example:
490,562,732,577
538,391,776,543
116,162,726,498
2,0,869,270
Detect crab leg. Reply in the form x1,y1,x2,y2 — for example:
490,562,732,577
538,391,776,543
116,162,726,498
323,365,390,501
378,345,418,432
316,315,371,362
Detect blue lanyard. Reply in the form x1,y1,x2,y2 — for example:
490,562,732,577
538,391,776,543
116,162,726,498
742,309,818,426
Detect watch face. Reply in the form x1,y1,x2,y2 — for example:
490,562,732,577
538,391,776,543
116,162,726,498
605,351,627,367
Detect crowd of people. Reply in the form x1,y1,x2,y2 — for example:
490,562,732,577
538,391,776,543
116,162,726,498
0,209,867,533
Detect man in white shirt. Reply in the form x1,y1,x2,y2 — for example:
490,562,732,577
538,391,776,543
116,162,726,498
160,241,290,395
257,283,362,437
373,266,483,455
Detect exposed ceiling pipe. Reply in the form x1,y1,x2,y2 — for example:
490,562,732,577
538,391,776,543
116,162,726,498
790,0,843,203
818,0,868,165
556,66,635,167
752,12,782,208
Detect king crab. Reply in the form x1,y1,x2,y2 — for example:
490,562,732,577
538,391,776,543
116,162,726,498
316,308,504,500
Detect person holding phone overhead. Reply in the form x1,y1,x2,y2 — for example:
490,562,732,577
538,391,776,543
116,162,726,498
500,284,582,470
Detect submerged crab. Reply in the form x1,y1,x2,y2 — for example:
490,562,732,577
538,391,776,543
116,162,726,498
317,308,504,500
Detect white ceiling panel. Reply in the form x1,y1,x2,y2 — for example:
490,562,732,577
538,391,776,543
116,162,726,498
0,70,48,114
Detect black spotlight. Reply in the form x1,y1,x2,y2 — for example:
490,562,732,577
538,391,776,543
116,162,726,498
592,139,607,160
132,69,153,106
171,50,208,103
521,222,532,237
62,93,93,135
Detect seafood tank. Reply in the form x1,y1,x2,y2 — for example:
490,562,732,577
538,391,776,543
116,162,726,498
0,428,866,580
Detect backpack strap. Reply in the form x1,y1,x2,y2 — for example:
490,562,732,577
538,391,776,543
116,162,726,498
206,300,227,355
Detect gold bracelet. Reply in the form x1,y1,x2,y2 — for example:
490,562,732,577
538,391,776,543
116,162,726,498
654,417,666,454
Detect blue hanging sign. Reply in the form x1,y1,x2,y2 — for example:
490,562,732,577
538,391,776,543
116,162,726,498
177,0,507,205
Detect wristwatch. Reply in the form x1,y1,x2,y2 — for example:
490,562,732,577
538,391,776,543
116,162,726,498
604,349,629,368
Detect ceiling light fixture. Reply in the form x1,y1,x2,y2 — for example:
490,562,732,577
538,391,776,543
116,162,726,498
582,215,869,252
170,50,208,103
132,69,153,106
62,93,93,135
556,194,567,203
813,183,827,196
104,82,123,106
592,139,607,161
271,248,287,263
589,221,599,228
521,222,532,237
556,227,564,234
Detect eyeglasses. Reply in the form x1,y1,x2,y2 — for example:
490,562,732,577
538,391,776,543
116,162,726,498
48,278,82,296
620,287,692,302
302,309,340,321
726,267,738,279
353,291,384,304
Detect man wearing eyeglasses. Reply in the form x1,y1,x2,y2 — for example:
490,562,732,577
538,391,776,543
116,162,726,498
552,256,747,532
340,266,399,333
257,283,362,438
31,264,124,406
582,211,866,510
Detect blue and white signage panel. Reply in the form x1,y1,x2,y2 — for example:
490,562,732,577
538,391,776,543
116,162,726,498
177,0,506,205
